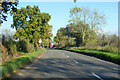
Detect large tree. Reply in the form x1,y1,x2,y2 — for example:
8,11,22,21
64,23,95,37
54,21,93,46
69,7,105,31
68,7,105,46
54,27,76,47
10,5,53,46
54,6,105,47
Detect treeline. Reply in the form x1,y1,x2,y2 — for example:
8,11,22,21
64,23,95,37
1,5,53,62
54,7,119,53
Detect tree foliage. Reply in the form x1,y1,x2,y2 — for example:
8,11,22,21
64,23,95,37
0,0,18,24
11,5,53,44
69,7,105,31
54,6,106,47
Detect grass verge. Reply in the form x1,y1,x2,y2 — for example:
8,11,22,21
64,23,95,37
56,48,120,65
0,48,45,78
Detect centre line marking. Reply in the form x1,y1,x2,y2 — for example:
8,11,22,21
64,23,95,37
92,72,103,80
67,56,69,58
73,60,78,63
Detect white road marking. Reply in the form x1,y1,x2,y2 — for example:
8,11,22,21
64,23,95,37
92,72,104,80
67,56,69,58
73,60,78,63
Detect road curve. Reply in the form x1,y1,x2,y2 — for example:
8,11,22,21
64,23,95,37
8,48,119,80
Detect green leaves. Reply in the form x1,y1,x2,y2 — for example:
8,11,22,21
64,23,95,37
11,5,53,44
55,7,105,47
0,0,18,24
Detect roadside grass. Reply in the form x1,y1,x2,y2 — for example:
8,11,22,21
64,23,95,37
57,48,120,65
0,48,45,78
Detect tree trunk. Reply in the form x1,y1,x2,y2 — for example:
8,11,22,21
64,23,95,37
35,42,39,50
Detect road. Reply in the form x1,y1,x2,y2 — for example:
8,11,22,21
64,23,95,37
8,48,119,80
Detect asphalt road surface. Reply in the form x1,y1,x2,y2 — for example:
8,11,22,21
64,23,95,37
8,48,119,80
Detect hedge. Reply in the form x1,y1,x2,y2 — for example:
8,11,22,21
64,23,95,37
56,48,120,65
0,48,45,78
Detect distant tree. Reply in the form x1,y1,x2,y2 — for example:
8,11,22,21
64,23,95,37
109,34,118,47
64,21,95,46
69,7,105,31
54,27,76,48
67,6,105,46
102,34,106,40
1,29,14,42
54,28,65,43
97,34,107,46
10,5,53,48
54,7,106,47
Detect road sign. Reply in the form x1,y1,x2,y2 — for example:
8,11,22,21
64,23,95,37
38,39,42,43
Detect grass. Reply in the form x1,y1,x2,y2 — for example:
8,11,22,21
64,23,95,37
57,48,120,65
0,48,45,78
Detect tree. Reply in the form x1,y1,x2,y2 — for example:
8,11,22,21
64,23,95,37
69,7,105,31
0,0,18,25
69,7,82,24
10,5,53,48
68,6,105,46
64,21,93,46
54,27,76,48
109,34,118,47
54,7,106,47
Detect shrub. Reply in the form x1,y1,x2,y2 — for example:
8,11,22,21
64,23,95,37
34,42,39,50
17,40,27,52
104,45,118,53
64,48,120,64
9,43,17,57
17,39,35,53
2,39,18,58
0,42,12,62
24,39,35,53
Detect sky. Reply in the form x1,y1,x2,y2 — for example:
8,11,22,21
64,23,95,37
19,0,119,2
0,1,118,40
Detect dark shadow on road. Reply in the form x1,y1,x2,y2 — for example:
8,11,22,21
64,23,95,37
6,58,119,80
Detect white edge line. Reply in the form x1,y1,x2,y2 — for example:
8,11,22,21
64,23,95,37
67,56,69,57
73,60,78,63
92,72,103,80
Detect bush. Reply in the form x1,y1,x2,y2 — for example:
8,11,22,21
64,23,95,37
16,40,27,52
34,42,39,50
24,39,35,53
17,39,35,53
9,42,17,57
1,42,10,62
104,45,118,53
63,48,120,65
2,39,18,57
